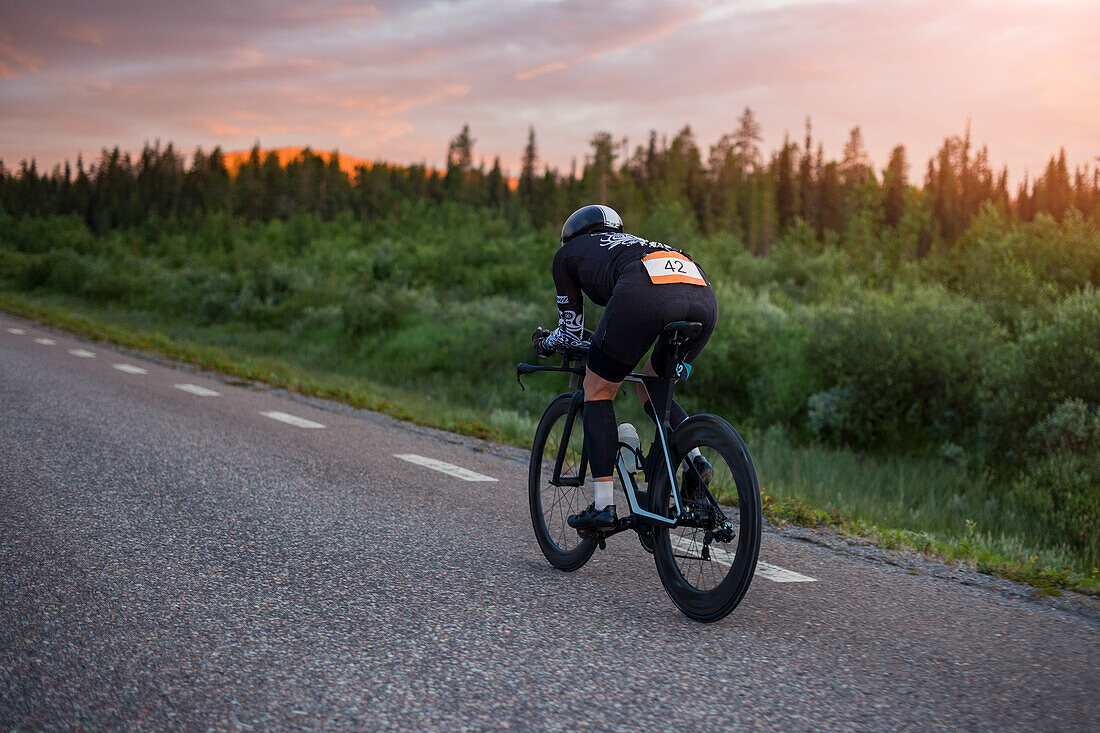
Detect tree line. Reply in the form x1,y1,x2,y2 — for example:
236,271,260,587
1,109,1098,251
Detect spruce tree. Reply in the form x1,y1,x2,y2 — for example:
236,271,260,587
775,134,797,233
883,145,908,229
519,127,539,222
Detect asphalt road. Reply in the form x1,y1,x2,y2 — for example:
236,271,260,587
1,313,1096,731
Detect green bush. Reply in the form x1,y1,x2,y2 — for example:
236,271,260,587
1027,398,1100,453
378,201,548,298
79,256,136,303
2,214,96,254
693,284,816,426
14,249,86,291
805,286,1009,450
1011,450,1100,563
1005,399,1100,562
934,207,1100,325
235,262,317,328
341,281,425,338
154,268,242,324
366,296,537,388
985,289,1100,461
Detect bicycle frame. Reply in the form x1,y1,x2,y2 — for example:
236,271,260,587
516,356,687,528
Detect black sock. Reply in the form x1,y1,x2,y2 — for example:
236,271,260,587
582,399,617,480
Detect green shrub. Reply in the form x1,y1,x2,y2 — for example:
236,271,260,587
1027,398,1100,453
235,262,317,328
367,296,537,388
157,268,242,324
80,256,136,303
11,249,78,290
1011,451,1100,563
341,281,425,338
2,214,96,254
693,284,816,426
985,289,1100,462
43,249,89,292
805,286,1009,450
934,207,1100,325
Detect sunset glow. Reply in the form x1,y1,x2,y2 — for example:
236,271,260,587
1,0,1097,179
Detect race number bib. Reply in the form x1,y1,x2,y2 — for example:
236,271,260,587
641,252,707,286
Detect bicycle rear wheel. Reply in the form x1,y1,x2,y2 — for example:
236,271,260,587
651,414,761,622
529,393,597,571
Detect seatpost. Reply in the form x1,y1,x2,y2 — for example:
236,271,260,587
662,336,684,426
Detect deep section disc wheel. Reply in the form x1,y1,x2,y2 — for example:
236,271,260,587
651,414,762,622
528,394,597,571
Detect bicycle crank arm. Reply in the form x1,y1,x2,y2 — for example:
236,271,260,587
579,516,634,546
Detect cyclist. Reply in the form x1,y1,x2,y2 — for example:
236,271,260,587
532,204,718,531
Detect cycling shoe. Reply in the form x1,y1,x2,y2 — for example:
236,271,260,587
567,503,617,531
681,454,714,500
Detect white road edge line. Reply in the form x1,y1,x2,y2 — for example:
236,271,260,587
113,363,148,374
175,383,220,397
260,411,326,429
394,454,498,482
34,337,56,345
671,536,818,583
6,328,26,334
68,349,96,358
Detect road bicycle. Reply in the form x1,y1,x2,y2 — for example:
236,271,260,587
517,321,761,622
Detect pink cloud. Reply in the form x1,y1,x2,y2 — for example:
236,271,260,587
0,0,1095,186
0,39,43,78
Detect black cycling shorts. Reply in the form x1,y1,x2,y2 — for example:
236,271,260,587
586,260,718,383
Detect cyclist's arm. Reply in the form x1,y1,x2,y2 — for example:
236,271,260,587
541,248,585,350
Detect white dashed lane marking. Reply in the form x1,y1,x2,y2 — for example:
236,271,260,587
113,363,148,374
68,349,95,358
394,454,498,482
34,338,56,345
175,383,220,397
6,328,25,334
260,411,326,429
756,561,818,583
671,536,818,583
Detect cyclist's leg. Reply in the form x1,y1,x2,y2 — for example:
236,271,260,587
580,276,655,519
582,368,622,486
571,367,623,526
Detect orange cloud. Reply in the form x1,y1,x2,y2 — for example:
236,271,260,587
336,84,470,116
515,62,566,81
0,41,43,78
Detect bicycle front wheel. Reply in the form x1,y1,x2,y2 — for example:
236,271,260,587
651,414,761,622
529,393,597,571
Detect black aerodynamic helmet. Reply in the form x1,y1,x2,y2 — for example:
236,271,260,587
561,204,623,244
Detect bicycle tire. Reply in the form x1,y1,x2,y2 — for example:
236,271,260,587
529,393,597,571
651,414,761,622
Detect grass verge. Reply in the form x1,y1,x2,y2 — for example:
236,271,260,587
2,290,1096,597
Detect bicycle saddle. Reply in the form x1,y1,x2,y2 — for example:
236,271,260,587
663,321,703,340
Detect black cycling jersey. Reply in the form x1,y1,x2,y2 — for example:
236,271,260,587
542,232,705,351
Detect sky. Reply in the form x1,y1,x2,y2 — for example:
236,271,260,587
1,0,1097,184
